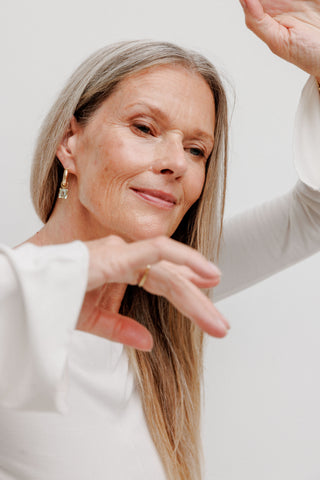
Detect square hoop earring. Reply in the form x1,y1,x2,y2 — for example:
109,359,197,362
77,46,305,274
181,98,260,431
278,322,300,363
58,169,69,199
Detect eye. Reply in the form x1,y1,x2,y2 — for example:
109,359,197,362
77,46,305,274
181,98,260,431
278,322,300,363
189,147,206,158
133,124,152,135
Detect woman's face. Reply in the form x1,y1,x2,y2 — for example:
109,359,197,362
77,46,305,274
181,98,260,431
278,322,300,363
64,64,215,241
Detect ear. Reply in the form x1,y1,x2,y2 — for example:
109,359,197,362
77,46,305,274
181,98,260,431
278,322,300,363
56,116,82,175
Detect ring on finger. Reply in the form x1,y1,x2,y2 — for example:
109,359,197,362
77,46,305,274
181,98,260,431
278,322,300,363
138,265,151,288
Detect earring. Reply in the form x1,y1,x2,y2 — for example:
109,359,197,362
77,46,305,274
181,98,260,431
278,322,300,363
58,169,69,199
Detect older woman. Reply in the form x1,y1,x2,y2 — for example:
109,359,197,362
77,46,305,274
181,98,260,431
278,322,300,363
0,0,320,479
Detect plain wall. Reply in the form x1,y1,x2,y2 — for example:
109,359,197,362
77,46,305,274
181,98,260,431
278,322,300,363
1,0,319,478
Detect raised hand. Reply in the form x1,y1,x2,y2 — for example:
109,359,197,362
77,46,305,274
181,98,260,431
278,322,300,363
239,0,320,80
77,235,229,351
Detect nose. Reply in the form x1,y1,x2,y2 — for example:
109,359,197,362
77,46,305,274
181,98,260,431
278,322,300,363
152,134,188,179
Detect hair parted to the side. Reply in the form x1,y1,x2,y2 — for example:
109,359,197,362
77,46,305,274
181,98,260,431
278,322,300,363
31,40,228,480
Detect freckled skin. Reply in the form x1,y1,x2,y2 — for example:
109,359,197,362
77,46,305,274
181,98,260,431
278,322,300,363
57,65,216,242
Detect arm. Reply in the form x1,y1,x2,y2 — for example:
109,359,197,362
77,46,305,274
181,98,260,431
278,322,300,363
213,1,320,302
214,179,320,302
215,76,320,302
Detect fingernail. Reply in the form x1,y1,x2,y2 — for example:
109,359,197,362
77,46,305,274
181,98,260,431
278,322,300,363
218,318,228,333
221,314,231,330
209,262,222,276
141,335,154,352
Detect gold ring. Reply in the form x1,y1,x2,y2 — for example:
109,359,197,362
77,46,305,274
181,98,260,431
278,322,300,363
138,265,151,288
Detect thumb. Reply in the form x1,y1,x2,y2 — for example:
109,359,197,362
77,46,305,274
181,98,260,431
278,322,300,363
77,306,154,351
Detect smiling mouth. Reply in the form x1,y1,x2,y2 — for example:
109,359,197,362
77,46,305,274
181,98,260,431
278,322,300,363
130,188,177,209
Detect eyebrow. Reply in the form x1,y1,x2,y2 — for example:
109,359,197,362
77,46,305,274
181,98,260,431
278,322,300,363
126,101,215,146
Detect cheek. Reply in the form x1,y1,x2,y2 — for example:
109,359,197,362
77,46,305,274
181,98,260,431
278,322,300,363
185,165,206,205
179,168,205,222
77,135,149,209
98,130,152,174
80,167,126,211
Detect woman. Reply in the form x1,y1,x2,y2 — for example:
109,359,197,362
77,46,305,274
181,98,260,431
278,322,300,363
0,1,320,479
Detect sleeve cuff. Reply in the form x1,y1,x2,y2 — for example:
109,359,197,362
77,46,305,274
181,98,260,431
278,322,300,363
293,76,320,191
0,241,89,412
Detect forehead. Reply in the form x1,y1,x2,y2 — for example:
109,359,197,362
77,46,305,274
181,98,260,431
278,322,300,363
97,64,216,135
116,63,213,98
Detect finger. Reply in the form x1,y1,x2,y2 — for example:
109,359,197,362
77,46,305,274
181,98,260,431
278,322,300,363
144,266,230,336
126,237,222,282
144,262,230,330
167,278,229,336
153,262,221,289
174,264,221,289
239,0,288,50
240,0,265,19
78,306,154,351
96,283,127,313
86,236,221,291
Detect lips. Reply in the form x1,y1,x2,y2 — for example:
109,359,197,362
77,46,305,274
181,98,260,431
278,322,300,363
130,187,177,208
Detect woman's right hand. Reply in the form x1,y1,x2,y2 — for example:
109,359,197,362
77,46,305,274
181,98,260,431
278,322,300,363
78,235,230,351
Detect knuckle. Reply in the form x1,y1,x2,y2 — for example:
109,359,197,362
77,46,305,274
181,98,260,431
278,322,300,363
106,234,125,247
146,236,166,261
150,236,163,250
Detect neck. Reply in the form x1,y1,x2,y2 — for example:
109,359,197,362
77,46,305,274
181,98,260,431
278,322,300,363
27,191,112,247
25,194,127,316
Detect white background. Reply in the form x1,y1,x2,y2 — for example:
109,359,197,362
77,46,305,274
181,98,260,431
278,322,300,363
1,0,319,478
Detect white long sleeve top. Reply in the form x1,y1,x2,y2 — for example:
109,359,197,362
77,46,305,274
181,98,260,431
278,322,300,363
0,77,319,480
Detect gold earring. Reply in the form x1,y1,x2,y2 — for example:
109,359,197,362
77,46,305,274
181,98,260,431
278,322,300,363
58,169,69,199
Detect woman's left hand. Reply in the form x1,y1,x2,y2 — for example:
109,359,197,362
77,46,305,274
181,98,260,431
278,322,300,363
239,0,320,80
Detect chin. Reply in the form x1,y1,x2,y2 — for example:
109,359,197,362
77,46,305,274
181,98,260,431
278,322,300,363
123,225,175,242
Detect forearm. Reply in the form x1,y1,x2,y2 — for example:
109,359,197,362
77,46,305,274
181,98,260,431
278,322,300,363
214,180,320,302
